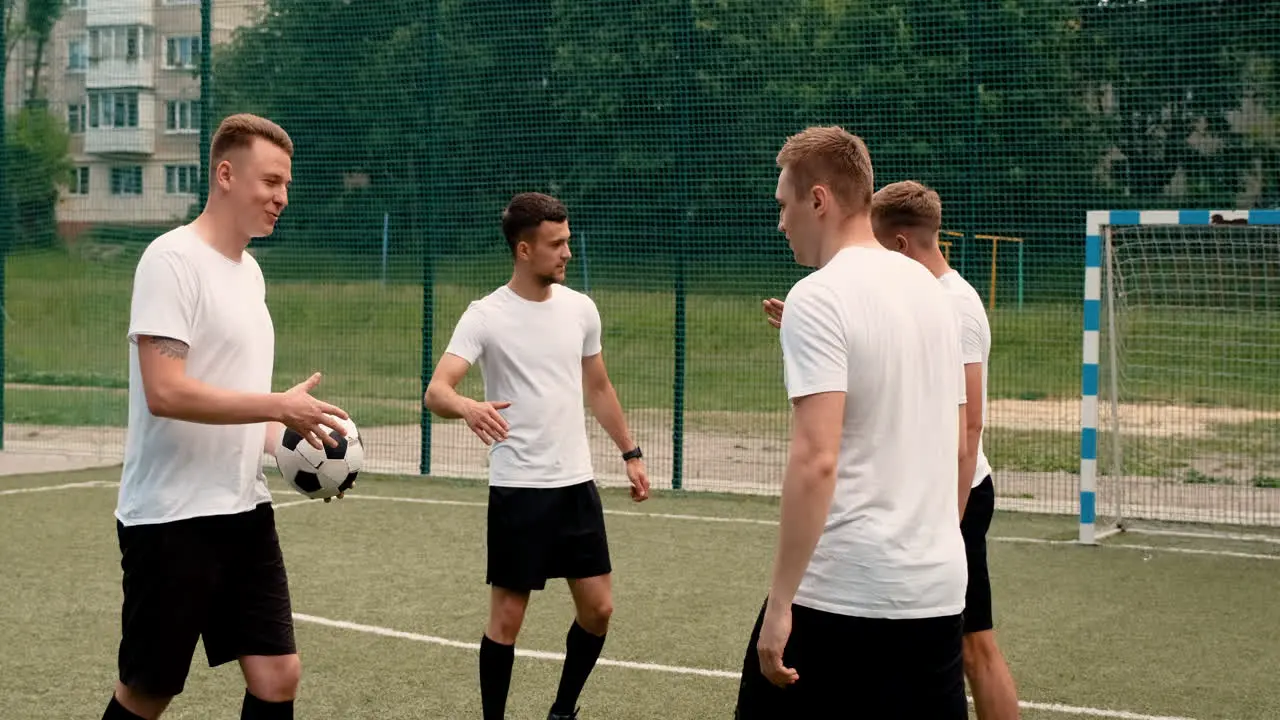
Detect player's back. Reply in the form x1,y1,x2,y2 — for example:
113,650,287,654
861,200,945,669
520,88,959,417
785,246,967,620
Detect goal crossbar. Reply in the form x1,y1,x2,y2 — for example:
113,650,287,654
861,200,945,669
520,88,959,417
1079,209,1280,544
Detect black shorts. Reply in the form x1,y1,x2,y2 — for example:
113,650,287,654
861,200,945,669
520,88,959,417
486,480,611,592
114,502,295,697
961,474,996,634
734,598,966,718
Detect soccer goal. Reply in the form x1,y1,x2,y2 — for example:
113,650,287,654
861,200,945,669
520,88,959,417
1079,209,1280,544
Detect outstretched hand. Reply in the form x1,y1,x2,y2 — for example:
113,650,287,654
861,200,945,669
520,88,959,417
278,372,348,451
762,298,785,329
463,399,511,445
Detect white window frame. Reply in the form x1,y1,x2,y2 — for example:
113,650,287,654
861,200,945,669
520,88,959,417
67,36,88,72
67,102,86,134
88,91,140,129
164,35,201,69
165,164,200,195
69,167,90,195
89,26,153,65
165,99,200,133
110,166,144,196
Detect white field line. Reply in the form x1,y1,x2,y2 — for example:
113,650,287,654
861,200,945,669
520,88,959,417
0,480,117,496
1123,527,1280,545
8,483,1278,562
293,612,1199,720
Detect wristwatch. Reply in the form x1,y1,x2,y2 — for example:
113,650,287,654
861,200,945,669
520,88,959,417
622,446,643,462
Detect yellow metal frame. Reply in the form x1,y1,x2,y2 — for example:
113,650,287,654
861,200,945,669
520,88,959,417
936,230,1025,310
973,234,1024,310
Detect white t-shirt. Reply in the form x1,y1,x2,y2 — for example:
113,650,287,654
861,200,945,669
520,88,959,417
444,283,601,489
780,246,968,620
939,271,993,488
116,225,276,526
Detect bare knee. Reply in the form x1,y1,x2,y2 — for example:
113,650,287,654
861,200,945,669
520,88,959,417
578,596,613,635
114,682,172,720
487,589,530,645
242,654,302,703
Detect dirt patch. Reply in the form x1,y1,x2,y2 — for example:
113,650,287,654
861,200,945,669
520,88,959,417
4,395,1278,526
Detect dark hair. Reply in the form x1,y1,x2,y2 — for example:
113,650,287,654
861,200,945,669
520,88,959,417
502,192,568,254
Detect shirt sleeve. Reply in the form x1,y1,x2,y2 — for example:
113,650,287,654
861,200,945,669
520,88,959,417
127,250,197,346
950,304,968,406
779,281,847,400
582,296,603,357
956,298,987,366
444,302,486,364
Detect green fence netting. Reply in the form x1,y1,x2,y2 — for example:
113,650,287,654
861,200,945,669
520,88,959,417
2,0,1277,520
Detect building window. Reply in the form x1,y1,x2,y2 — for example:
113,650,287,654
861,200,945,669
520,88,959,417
69,167,90,195
89,26,153,64
67,37,88,71
66,0,86,8
165,36,200,69
68,103,86,134
166,100,200,133
166,165,199,195
110,166,143,196
88,91,139,128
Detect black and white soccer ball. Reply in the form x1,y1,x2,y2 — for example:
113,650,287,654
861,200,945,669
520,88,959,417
275,415,364,500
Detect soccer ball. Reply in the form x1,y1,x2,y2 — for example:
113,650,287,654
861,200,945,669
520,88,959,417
275,415,364,500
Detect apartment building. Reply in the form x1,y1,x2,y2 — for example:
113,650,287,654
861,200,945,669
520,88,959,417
4,0,261,232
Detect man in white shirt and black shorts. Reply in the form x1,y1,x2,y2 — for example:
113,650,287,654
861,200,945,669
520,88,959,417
424,192,650,720
102,114,351,720
735,126,970,718
760,180,1022,719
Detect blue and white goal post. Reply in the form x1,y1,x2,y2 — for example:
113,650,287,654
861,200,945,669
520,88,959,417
1078,208,1280,545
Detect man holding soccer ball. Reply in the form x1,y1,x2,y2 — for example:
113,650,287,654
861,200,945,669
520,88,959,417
103,113,348,720
425,191,649,720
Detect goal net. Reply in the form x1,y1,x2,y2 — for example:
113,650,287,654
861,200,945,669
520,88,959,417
1080,211,1280,543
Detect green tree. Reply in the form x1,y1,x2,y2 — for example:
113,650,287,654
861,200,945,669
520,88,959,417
5,106,73,249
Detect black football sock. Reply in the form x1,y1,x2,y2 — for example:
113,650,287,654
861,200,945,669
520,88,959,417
240,689,294,720
551,621,606,714
480,634,516,720
102,695,146,720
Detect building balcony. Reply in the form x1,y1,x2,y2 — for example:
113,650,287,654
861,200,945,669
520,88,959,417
87,0,153,28
85,127,155,156
87,58,155,90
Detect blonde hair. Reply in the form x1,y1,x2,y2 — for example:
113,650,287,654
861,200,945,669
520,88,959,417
776,125,874,213
871,180,943,237
209,113,293,171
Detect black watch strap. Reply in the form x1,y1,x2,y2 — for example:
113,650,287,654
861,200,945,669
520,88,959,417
622,446,643,461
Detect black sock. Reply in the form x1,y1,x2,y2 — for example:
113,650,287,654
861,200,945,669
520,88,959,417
102,695,146,720
480,634,516,720
241,689,294,720
552,621,606,714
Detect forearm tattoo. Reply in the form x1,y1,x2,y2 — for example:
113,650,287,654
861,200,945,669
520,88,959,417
147,336,190,359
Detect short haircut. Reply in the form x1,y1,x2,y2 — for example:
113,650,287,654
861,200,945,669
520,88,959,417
501,192,568,254
775,125,874,213
870,181,943,237
210,113,294,171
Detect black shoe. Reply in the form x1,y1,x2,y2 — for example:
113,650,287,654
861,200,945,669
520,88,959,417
547,708,579,720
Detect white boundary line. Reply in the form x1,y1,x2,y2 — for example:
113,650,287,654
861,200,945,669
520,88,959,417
0,480,117,496
293,612,1199,720
1122,527,1280,545
7,483,1278,562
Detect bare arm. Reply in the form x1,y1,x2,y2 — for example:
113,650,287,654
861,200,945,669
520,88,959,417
766,391,845,610
138,336,281,424
582,352,637,453
424,352,509,444
137,335,345,449
423,353,475,419
957,362,983,519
